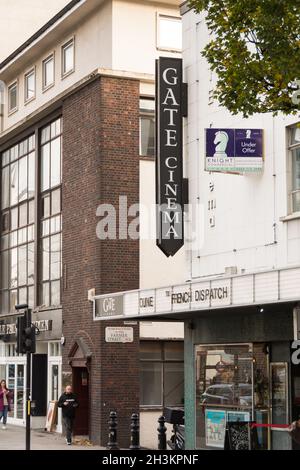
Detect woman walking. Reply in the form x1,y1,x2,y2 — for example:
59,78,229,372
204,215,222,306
0,380,12,430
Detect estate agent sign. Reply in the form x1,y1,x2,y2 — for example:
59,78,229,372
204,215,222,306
156,57,184,257
206,128,263,173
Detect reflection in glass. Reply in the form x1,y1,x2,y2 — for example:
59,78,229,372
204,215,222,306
141,362,162,406
10,162,18,206
1,166,10,209
51,280,61,306
195,344,253,450
50,137,61,187
41,144,50,191
51,365,59,401
164,362,184,406
18,156,27,202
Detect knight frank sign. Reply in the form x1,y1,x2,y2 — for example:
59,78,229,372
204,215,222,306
156,57,185,257
205,128,264,174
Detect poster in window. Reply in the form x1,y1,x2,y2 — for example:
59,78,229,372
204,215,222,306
227,411,250,422
205,409,226,448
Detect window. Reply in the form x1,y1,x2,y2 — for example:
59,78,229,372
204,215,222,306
62,38,74,77
43,54,54,90
8,82,18,114
5,344,17,357
140,98,155,157
289,125,300,213
195,344,253,449
157,15,182,51
24,69,35,103
39,118,62,308
49,341,61,357
0,135,36,314
140,341,184,407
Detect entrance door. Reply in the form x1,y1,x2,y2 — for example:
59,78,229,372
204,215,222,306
72,367,89,436
270,362,289,450
7,363,26,424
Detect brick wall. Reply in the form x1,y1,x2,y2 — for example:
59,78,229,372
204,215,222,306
62,76,140,447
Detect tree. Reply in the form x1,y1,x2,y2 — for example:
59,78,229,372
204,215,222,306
189,0,300,116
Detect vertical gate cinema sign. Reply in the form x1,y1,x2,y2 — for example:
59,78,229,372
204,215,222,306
156,57,184,257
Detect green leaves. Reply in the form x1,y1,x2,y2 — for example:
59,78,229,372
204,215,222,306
189,0,300,116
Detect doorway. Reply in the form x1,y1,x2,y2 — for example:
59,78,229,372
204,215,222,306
72,367,89,436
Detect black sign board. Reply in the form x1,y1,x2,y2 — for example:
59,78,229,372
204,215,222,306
224,421,258,450
156,57,184,257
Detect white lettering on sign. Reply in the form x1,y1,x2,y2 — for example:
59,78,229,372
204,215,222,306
156,57,184,256
103,297,116,314
105,327,133,343
0,319,52,336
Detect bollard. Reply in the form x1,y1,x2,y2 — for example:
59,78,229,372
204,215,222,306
130,413,140,450
107,411,119,450
157,415,167,450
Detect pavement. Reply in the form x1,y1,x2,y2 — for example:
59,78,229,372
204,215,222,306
0,424,105,450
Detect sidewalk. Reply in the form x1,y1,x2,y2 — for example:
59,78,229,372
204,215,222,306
0,425,105,450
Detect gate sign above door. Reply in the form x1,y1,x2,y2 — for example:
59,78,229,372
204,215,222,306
156,57,185,257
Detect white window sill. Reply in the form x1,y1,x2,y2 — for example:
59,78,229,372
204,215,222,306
280,212,300,222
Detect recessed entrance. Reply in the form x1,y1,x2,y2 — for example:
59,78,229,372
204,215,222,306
72,367,89,436
68,337,92,437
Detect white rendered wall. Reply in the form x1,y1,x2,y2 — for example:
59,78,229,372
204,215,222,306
0,0,70,62
183,9,300,280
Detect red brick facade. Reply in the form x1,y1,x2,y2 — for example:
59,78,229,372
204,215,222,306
62,76,140,447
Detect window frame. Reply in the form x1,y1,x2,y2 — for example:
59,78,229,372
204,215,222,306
0,133,36,314
39,117,63,309
287,124,300,216
0,110,62,316
42,53,55,92
61,37,75,79
24,68,36,104
140,340,184,409
8,80,18,115
156,13,182,53
139,97,155,158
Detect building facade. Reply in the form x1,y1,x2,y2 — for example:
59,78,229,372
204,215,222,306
0,0,185,448
95,2,300,451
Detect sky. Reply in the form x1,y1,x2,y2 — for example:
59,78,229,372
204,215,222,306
0,0,70,62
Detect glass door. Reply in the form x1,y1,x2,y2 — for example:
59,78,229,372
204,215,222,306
7,363,26,424
48,360,62,432
270,362,289,450
16,364,25,420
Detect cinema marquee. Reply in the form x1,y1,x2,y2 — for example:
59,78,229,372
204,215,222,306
156,57,186,257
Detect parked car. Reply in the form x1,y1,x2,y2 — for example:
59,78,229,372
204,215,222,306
200,383,252,406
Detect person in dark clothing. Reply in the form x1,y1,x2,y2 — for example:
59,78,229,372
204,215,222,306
289,418,300,446
58,385,79,445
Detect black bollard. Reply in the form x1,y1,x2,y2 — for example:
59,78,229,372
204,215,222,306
107,411,119,450
130,413,140,450
157,415,167,450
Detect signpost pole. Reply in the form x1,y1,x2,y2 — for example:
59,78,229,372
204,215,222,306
25,308,31,451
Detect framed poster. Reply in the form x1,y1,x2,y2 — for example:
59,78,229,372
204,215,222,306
227,411,250,422
45,401,57,432
205,409,226,448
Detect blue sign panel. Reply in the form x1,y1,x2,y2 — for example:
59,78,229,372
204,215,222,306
205,128,264,173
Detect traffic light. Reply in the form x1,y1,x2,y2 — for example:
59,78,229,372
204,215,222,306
16,315,36,354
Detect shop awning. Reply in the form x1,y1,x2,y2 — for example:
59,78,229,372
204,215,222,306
92,266,300,321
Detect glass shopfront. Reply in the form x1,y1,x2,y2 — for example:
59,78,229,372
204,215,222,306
195,343,274,450
0,360,26,424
